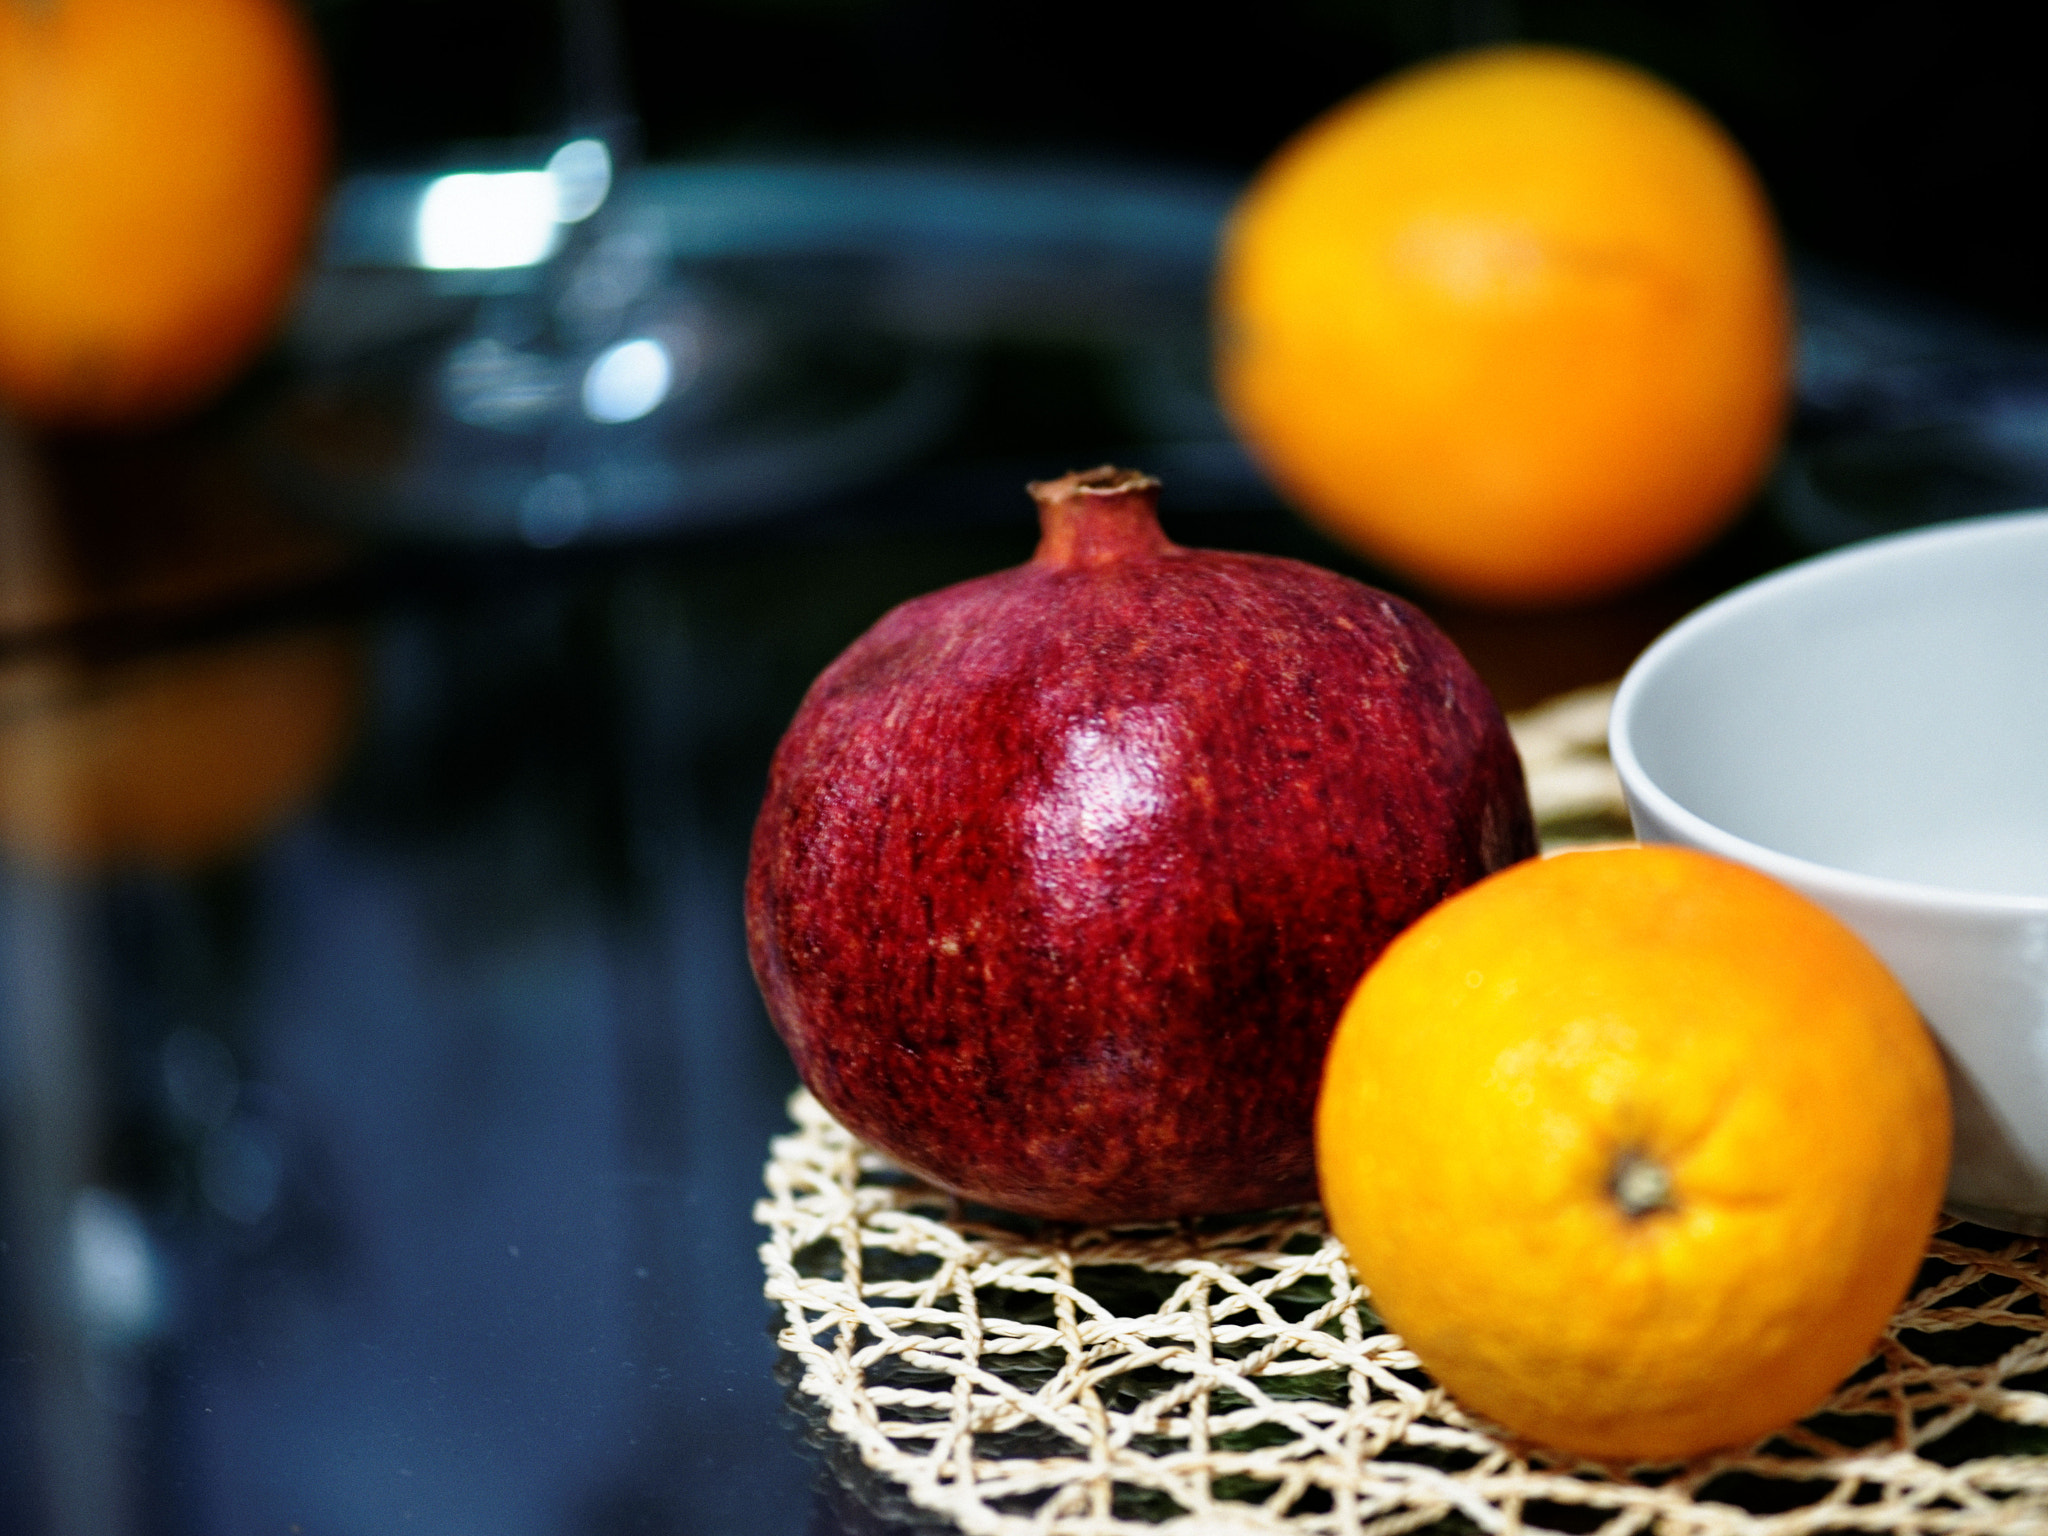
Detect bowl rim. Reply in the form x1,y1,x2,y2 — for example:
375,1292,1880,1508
1610,506,2048,917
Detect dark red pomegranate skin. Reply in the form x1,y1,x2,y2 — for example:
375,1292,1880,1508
746,468,1535,1222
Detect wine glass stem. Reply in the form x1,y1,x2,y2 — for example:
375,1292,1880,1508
559,0,638,160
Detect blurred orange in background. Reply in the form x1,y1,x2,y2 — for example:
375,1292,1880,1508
1217,45,1790,609
0,0,329,426
0,624,362,871
0,407,357,874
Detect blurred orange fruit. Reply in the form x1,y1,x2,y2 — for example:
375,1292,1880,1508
1216,46,1791,607
1316,845,1949,1462
0,0,329,425
0,626,361,869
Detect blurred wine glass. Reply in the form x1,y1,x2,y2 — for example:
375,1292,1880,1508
268,0,963,544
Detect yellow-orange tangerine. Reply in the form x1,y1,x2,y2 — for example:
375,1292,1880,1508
1316,845,1949,1461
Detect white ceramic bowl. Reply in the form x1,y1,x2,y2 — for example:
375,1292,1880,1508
1610,509,2048,1233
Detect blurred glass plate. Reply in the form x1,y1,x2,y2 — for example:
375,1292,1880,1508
262,157,1237,545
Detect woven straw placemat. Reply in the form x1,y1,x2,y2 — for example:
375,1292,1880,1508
760,1093,2048,1535
758,684,2048,1533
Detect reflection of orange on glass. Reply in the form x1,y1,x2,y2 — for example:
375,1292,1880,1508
0,626,361,870
0,0,328,424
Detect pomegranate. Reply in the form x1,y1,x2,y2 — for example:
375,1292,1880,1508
747,467,1534,1222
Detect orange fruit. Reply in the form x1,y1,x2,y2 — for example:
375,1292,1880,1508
0,626,362,869
1315,845,1950,1462
1216,46,1791,608
0,0,329,425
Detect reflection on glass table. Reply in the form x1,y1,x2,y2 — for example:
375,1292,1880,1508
0,423,917,1535
1776,259,2048,549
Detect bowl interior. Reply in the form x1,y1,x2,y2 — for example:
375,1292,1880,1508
1621,512,2048,898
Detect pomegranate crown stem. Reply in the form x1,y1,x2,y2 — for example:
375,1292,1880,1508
1028,466,1177,570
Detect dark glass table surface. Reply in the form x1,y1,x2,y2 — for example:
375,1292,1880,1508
0,409,1781,1536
